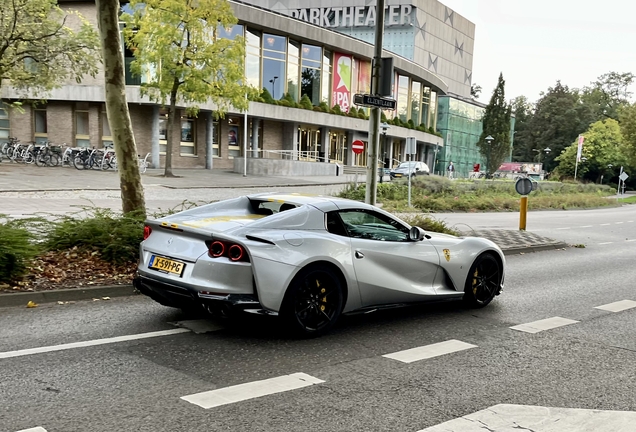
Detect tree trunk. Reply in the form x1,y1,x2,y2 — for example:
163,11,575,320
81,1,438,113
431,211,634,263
95,0,146,216
164,79,180,178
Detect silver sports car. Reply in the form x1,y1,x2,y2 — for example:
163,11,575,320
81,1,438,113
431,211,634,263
134,193,505,336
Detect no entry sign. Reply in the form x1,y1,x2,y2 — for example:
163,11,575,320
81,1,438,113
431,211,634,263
351,139,365,154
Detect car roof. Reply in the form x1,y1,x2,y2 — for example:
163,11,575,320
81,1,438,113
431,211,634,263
246,192,376,211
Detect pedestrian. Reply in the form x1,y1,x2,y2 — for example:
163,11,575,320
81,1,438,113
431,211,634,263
447,161,455,179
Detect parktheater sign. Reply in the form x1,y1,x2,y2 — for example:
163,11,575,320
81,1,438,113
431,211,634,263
288,5,414,29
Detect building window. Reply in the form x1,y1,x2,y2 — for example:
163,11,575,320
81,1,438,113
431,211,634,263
102,111,113,147
0,102,9,143
180,117,196,156
410,81,421,126
227,118,241,158
397,75,409,123
421,87,431,129
212,120,220,157
217,24,244,40
321,50,332,104
159,112,168,154
262,34,286,100
301,44,321,105
287,41,300,102
245,29,261,89
34,108,48,143
75,110,90,147
429,90,438,131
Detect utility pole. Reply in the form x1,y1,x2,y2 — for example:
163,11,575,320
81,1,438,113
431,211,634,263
365,0,385,205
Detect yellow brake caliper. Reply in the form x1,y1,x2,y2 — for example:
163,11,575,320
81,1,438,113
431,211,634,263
472,269,479,295
317,280,327,311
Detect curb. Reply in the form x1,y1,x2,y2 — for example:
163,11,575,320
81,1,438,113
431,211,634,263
0,284,138,308
502,243,569,256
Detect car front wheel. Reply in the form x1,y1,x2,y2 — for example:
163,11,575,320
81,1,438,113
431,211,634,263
463,253,501,308
281,264,344,337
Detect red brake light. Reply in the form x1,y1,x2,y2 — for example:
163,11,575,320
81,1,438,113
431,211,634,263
207,240,249,262
143,225,152,240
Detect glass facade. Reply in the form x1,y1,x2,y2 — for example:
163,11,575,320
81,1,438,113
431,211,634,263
436,96,486,177
263,34,286,100
301,44,322,105
0,102,9,143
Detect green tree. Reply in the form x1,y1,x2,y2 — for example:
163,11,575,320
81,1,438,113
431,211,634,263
95,0,145,215
0,0,100,98
510,95,534,162
123,0,253,177
619,103,636,167
525,81,594,172
581,72,634,121
554,119,627,182
478,73,512,175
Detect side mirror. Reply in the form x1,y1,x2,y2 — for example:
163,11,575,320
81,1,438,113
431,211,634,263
409,226,425,241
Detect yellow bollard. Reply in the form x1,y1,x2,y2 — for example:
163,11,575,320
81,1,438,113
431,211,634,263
519,195,528,230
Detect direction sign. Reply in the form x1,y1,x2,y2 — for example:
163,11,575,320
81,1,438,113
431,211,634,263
619,172,629,181
351,139,365,154
353,94,397,110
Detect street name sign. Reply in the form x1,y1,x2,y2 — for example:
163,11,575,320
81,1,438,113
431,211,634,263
353,94,397,110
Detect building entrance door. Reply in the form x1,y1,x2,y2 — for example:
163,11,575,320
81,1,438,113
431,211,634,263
329,131,348,165
298,127,321,161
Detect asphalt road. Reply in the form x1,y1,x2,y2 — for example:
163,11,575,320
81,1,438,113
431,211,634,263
1,208,635,432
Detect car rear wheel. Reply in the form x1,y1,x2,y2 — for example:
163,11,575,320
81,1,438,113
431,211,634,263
281,264,344,337
463,253,501,308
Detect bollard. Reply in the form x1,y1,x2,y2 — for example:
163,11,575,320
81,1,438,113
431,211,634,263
519,195,528,230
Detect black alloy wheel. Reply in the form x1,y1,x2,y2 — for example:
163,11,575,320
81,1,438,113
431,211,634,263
282,265,344,337
463,253,501,308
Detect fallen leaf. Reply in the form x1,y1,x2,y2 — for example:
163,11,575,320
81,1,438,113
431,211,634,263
102,297,111,300
26,301,38,308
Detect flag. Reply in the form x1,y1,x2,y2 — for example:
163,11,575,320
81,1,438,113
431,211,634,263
576,135,585,162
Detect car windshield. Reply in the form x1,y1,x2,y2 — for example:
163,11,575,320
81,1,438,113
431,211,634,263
398,162,417,169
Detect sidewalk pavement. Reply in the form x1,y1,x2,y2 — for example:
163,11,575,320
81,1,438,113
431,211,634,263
0,163,569,306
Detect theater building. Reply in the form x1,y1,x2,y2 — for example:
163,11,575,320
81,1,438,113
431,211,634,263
1,0,501,177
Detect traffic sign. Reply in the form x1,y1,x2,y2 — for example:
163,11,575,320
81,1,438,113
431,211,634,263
353,94,397,110
515,177,533,195
351,139,365,154
619,172,629,181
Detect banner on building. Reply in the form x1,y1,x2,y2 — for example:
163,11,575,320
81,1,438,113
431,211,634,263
576,135,585,162
357,59,371,95
332,53,352,112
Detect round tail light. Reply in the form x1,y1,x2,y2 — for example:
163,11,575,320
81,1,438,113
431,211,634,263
209,241,225,257
228,244,245,261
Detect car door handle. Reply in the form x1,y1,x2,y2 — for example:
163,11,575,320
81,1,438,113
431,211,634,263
355,251,364,259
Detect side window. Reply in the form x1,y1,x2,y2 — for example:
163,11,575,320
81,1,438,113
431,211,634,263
326,211,348,237
337,210,409,242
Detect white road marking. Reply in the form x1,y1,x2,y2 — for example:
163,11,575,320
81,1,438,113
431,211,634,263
628,221,634,223
382,340,477,364
16,428,48,432
599,242,614,245
595,300,636,313
557,227,571,230
615,222,624,224
181,373,324,409
0,329,190,360
579,225,593,228
627,239,636,242
600,223,611,226
510,317,579,334
418,404,636,432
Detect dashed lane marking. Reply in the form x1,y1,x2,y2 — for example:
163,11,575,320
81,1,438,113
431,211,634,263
595,300,636,313
16,428,47,432
600,223,611,226
599,242,614,245
0,329,190,360
418,404,636,432
579,225,593,228
557,227,571,230
382,340,477,364
510,317,579,334
181,373,325,409
615,222,624,224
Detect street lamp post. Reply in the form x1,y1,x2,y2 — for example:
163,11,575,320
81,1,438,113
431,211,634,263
379,122,390,183
485,135,494,178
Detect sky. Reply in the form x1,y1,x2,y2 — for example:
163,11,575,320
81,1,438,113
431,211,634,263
440,0,636,103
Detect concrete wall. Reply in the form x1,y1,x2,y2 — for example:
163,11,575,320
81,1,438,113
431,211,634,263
233,158,337,176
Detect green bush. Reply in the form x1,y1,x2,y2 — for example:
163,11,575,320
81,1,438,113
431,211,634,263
399,214,459,236
318,101,330,112
45,208,145,265
299,94,313,110
347,107,358,117
357,110,367,119
331,104,343,115
260,88,275,104
0,221,40,283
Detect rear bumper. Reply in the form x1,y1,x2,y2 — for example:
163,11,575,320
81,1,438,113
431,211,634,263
133,274,272,315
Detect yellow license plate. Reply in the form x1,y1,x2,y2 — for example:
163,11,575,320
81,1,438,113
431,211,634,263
395,174,402,177
149,255,185,276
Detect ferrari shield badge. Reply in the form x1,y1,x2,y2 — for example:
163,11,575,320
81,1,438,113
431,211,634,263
443,249,451,262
